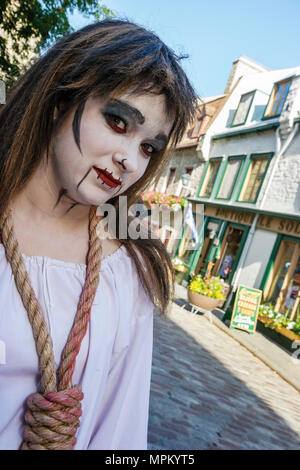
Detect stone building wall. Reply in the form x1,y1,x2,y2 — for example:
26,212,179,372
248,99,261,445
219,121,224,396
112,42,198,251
262,133,300,214
154,147,205,196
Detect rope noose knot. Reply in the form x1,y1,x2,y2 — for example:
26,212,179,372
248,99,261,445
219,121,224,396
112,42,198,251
21,385,84,450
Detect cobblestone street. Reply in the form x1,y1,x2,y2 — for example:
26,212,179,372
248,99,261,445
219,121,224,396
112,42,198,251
147,303,300,450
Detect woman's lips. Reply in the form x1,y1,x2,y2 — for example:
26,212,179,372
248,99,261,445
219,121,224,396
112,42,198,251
93,166,122,188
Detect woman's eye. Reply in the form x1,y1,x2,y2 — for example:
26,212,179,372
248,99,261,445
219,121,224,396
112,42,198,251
141,143,156,157
106,114,127,133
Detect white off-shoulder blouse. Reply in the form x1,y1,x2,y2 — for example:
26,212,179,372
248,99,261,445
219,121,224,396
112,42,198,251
0,243,154,450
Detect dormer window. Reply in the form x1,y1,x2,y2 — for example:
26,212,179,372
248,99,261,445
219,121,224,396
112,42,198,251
190,118,203,138
263,77,292,119
231,91,255,127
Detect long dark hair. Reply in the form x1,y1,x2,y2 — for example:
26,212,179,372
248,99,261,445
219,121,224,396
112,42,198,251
0,19,198,314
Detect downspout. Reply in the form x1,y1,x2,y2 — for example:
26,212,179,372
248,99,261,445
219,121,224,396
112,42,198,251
223,123,300,312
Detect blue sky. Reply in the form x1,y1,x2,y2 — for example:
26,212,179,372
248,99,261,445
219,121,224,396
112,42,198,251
69,0,300,98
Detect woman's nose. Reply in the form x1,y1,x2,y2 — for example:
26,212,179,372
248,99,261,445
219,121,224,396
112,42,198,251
113,150,139,173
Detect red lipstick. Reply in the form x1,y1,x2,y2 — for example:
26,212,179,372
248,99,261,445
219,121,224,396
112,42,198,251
93,167,122,188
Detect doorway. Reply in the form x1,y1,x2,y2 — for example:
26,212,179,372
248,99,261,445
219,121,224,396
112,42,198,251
213,225,246,282
194,218,222,276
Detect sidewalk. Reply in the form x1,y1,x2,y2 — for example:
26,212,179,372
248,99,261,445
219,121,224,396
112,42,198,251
173,283,300,393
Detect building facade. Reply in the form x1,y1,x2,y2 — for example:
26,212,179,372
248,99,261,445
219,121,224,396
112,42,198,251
177,63,300,320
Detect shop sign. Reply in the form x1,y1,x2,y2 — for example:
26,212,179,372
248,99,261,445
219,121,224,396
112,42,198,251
257,215,300,237
204,206,255,225
230,285,262,334
204,206,300,238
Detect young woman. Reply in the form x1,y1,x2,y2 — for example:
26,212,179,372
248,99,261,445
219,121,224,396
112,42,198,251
0,19,197,450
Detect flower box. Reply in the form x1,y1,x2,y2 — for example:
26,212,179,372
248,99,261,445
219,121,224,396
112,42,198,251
258,315,300,342
141,191,186,211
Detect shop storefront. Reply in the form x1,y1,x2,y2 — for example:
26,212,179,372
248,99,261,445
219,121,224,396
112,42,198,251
188,205,251,284
175,202,300,324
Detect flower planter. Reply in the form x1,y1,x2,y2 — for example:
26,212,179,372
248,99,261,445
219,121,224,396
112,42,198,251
258,315,300,342
187,289,221,311
257,315,300,354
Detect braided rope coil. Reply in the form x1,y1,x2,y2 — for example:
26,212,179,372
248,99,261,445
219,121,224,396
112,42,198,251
21,385,84,450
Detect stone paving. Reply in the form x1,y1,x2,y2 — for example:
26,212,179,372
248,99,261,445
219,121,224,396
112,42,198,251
147,303,300,450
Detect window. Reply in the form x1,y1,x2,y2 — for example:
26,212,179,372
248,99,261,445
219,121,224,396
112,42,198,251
180,167,194,197
264,78,292,118
264,238,300,319
238,154,271,203
216,157,245,200
191,118,203,138
166,168,176,190
199,159,222,198
215,226,245,281
231,91,255,126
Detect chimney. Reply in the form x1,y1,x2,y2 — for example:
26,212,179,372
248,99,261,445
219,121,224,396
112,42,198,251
224,56,269,94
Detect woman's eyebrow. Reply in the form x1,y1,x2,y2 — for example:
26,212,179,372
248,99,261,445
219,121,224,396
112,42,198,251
155,133,168,146
104,98,145,125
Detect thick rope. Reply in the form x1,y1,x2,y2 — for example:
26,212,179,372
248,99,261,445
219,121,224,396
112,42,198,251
0,209,57,393
0,205,102,450
57,206,102,391
21,385,84,450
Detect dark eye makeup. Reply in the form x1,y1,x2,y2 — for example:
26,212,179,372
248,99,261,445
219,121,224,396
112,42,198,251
105,113,127,134
101,100,164,157
141,143,157,157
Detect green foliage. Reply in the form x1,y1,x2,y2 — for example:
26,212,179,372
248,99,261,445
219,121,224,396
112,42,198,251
259,304,300,336
189,274,225,300
0,0,115,87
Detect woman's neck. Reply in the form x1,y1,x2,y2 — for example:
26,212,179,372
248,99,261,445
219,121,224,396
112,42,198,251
10,159,91,232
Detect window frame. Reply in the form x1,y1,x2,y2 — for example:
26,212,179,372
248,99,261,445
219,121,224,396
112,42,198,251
197,157,223,199
215,155,246,201
190,117,204,138
212,222,250,285
262,77,293,120
260,234,300,317
236,152,273,204
231,90,256,127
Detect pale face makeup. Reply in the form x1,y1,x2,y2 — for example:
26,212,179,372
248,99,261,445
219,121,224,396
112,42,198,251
48,92,173,215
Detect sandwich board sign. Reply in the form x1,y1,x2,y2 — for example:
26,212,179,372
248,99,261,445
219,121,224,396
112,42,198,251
230,285,262,335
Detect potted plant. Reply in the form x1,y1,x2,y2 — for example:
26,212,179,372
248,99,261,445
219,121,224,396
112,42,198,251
172,257,189,284
188,274,225,311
